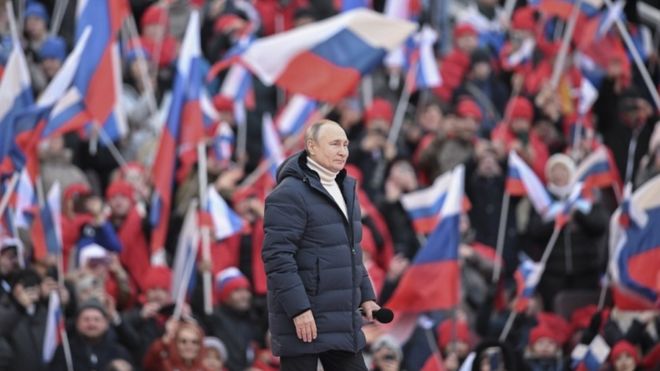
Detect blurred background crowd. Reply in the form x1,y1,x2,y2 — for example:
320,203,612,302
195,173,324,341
0,0,659,370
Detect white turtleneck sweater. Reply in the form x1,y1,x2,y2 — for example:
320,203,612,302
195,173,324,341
307,157,348,219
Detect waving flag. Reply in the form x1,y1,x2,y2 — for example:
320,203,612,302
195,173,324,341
74,0,129,140
406,26,442,93
506,151,553,215
241,9,416,102
571,335,611,371
573,146,620,192
31,182,63,260
262,113,285,180
609,176,660,309
0,14,33,176
43,291,65,363
206,186,244,241
150,11,205,263
387,165,464,311
171,202,200,303
577,77,598,116
513,254,543,312
536,0,602,19
401,169,452,234
553,182,589,228
579,0,624,47
276,94,318,138
210,122,234,165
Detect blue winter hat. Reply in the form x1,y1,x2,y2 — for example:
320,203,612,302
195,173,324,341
39,36,66,61
25,2,50,23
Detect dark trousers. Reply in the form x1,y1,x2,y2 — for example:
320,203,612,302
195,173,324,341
280,350,368,371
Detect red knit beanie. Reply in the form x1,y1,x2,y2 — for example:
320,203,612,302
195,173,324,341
215,267,250,303
456,99,482,121
507,97,534,122
143,266,172,292
610,340,640,364
365,98,394,125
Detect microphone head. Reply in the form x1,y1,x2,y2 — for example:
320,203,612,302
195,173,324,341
374,308,394,324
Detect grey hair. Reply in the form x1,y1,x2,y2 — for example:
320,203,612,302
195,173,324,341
304,119,341,151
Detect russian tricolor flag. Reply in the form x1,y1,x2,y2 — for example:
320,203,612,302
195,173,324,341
74,0,129,141
570,335,611,371
406,26,442,93
171,202,200,303
579,0,624,46
150,11,205,262
513,254,543,312
262,113,285,180
31,182,63,261
506,151,553,216
240,9,416,102
43,291,65,363
387,165,464,312
401,169,452,234
554,182,589,228
0,22,33,176
276,94,318,138
210,122,234,166
536,0,602,19
206,186,244,241
573,147,620,192
609,175,660,309
336,0,370,12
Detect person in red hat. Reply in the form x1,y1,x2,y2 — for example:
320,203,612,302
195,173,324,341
348,98,397,200
434,23,479,102
491,96,549,178
435,318,474,371
610,340,640,371
119,266,175,362
195,267,260,371
524,324,564,371
105,180,151,293
140,4,178,68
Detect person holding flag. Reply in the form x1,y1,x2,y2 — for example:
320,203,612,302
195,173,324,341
262,119,379,370
525,154,609,309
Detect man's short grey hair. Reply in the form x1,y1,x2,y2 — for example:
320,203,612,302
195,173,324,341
304,119,341,151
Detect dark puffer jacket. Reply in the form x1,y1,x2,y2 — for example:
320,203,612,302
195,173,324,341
262,151,376,357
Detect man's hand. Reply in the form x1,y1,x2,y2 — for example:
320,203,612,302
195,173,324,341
360,300,381,322
293,309,317,343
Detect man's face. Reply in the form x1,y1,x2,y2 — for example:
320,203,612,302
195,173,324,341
531,338,559,358
614,354,636,371
41,59,62,79
25,16,47,39
76,308,108,339
308,124,349,173
145,288,170,306
0,248,19,276
108,195,132,218
225,288,252,312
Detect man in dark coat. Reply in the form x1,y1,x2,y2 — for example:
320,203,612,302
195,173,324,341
262,119,380,370
50,299,133,371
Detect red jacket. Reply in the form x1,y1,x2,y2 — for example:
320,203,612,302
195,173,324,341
118,207,151,292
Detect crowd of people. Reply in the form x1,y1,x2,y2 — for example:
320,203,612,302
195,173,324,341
0,0,659,370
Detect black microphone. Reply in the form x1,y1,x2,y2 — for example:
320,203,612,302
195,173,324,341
359,307,394,324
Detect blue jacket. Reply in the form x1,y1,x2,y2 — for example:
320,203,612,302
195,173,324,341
262,151,376,357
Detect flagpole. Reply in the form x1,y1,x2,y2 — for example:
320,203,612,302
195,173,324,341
96,125,129,168
234,102,248,166
197,143,213,315
605,0,660,111
386,72,413,146
597,274,609,310
549,0,582,90
499,226,562,341
491,192,511,283
0,173,19,220
623,128,641,184
237,103,334,189
422,322,444,367
49,0,69,36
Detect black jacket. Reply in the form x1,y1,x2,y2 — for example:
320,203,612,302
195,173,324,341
49,331,132,371
262,151,376,357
